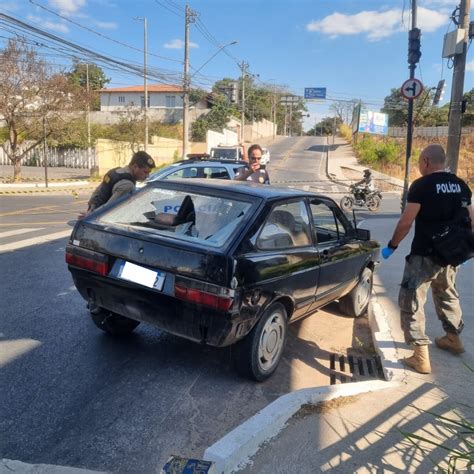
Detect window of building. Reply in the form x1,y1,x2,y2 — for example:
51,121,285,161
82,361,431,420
118,96,125,103
166,95,176,108
141,96,151,107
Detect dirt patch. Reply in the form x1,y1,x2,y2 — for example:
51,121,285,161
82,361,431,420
294,395,360,418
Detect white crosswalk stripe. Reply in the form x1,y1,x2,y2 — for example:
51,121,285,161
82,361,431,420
0,229,71,253
0,228,45,238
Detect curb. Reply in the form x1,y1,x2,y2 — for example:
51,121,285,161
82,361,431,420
0,187,94,195
203,380,398,474
0,459,106,473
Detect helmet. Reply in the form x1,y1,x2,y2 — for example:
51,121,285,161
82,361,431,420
363,169,372,176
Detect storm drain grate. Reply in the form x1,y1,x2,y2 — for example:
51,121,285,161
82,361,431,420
329,353,385,385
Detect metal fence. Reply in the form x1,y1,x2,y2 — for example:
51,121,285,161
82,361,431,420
388,126,473,137
0,144,95,168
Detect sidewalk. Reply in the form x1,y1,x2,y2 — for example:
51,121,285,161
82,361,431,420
326,137,404,190
234,217,473,473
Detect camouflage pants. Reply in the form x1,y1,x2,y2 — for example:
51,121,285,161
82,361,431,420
399,255,464,346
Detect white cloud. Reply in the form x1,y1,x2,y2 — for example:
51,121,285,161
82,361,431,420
307,6,447,41
466,59,474,72
164,39,198,49
27,14,69,33
47,0,86,15
94,20,117,30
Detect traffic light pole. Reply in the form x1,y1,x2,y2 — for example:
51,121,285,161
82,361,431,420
401,0,418,211
446,0,471,173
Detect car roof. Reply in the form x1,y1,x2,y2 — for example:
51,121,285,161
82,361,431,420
147,178,326,200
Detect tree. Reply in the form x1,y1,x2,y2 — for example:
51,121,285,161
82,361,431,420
67,60,110,111
307,116,342,136
462,88,474,126
0,39,85,180
330,99,359,124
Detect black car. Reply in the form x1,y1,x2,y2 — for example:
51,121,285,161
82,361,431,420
66,180,379,381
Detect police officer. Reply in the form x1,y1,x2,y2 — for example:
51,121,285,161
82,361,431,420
382,144,473,374
234,144,270,184
85,150,155,214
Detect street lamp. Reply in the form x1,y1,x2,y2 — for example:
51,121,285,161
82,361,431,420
190,41,238,79
134,16,148,151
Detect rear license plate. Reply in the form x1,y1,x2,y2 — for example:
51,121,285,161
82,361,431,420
119,261,165,291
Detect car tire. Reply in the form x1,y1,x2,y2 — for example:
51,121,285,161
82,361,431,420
339,267,373,318
366,195,381,212
233,302,288,382
90,307,140,336
340,196,354,212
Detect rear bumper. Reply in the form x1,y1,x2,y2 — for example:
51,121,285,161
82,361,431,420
70,268,248,347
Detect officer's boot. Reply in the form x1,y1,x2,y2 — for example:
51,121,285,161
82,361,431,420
402,345,431,374
435,333,465,355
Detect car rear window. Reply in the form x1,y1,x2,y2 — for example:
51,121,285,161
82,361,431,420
97,186,254,247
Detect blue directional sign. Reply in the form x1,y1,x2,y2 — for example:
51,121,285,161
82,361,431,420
304,87,326,100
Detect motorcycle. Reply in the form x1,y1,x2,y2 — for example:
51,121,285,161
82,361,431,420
340,184,382,212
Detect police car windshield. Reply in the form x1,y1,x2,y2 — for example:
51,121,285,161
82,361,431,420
97,186,254,247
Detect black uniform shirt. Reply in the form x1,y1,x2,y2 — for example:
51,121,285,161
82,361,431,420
407,171,472,256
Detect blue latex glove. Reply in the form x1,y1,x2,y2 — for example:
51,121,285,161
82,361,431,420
381,247,394,259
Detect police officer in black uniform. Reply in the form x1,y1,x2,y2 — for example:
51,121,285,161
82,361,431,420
85,151,155,215
382,144,473,374
234,144,270,184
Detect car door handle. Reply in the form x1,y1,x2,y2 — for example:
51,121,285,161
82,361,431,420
321,250,330,261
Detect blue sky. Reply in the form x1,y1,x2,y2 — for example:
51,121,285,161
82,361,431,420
1,0,473,130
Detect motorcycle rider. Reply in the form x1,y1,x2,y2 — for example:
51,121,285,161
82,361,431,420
353,169,375,201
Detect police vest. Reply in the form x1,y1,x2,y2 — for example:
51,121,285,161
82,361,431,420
88,168,135,210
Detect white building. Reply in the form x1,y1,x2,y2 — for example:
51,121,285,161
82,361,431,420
99,84,189,111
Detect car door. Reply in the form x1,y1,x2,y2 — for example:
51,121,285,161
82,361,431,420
309,198,362,307
236,198,320,321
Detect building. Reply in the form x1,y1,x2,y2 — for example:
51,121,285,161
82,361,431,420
96,84,209,124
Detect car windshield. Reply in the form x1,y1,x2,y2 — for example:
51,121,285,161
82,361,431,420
97,186,254,247
211,148,238,160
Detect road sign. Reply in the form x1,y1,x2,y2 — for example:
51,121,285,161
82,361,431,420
401,78,423,100
304,87,326,100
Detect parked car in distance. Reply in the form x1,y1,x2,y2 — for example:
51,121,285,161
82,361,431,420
141,158,249,187
66,180,380,381
261,147,270,165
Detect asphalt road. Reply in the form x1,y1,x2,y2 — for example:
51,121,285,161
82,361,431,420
0,136,401,472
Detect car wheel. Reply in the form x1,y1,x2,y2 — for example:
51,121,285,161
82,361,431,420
233,302,288,382
90,307,140,336
340,196,354,212
339,267,373,318
366,195,381,212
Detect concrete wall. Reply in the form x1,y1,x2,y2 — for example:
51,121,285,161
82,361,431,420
244,119,277,142
90,107,208,125
388,126,473,137
206,129,240,153
95,137,180,176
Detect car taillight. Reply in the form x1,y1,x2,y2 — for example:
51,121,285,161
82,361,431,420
175,284,233,311
65,244,110,276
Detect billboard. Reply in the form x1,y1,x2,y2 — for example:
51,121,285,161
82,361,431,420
358,111,388,135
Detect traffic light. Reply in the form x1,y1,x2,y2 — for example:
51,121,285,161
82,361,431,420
408,28,422,64
432,79,446,106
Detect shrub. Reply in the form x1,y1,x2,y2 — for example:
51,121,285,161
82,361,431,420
339,124,353,142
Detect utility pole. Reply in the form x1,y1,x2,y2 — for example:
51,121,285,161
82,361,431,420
182,4,197,159
401,0,420,211
86,63,91,170
42,116,48,188
134,17,148,151
239,61,249,142
446,0,471,172
272,92,277,139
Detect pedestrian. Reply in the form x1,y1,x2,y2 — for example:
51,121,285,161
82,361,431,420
81,150,155,217
381,144,473,374
234,144,270,184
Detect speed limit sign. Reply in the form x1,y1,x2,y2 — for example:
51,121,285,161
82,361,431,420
401,78,424,100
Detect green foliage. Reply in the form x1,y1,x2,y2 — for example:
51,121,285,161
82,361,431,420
307,116,342,136
463,88,474,126
354,134,402,166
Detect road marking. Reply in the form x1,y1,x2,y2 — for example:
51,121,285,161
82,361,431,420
0,200,87,218
0,228,44,238
0,229,71,253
